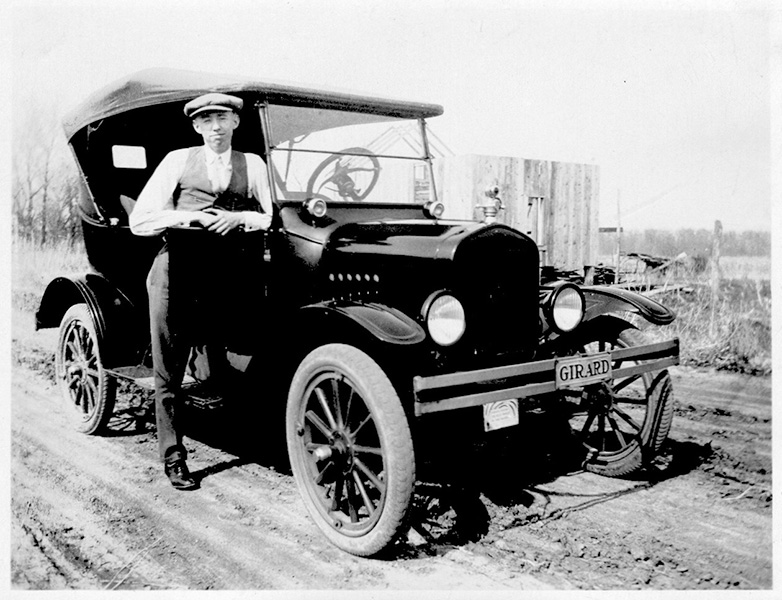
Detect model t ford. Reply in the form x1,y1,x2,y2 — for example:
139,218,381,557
37,69,679,556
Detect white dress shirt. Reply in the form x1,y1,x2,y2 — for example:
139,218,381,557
130,146,273,236
206,147,233,192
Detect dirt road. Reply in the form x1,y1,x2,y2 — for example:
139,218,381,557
10,312,773,591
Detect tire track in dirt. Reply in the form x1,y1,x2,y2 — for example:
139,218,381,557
10,321,772,590
10,361,548,590
455,367,773,590
11,370,356,588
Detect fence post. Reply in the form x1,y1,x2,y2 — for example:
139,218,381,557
614,189,622,284
710,220,722,336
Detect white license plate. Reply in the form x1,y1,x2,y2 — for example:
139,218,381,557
555,353,612,389
483,399,519,432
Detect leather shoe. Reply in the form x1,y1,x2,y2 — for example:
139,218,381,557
165,460,198,490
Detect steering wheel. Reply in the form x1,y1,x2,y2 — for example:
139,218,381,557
306,147,381,202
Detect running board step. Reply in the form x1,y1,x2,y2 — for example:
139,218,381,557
106,366,225,410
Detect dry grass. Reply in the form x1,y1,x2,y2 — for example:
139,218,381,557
644,273,771,375
12,238,771,375
601,253,771,375
12,238,90,311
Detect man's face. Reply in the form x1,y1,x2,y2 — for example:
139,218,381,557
192,111,240,153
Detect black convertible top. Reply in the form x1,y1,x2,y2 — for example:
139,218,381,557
63,68,444,140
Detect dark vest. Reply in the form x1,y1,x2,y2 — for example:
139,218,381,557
173,147,259,213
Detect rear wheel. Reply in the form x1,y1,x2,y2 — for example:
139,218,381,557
55,304,116,434
286,343,415,556
564,317,674,477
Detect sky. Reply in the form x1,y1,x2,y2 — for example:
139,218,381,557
7,0,777,232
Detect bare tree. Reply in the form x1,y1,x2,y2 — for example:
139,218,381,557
12,101,82,247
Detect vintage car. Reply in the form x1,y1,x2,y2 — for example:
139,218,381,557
37,68,679,557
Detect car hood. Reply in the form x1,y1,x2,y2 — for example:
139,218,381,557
324,219,486,261
317,217,541,360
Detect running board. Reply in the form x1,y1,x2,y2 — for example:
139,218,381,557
106,366,225,410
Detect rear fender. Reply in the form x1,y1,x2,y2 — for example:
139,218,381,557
36,274,146,365
582,285,676,326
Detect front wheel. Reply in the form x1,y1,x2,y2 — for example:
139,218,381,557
55,303,116,434
286,344,415,556
564,317,674,477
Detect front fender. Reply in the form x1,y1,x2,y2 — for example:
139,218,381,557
299,301,427,347
582,285,676,325
36,273,147,365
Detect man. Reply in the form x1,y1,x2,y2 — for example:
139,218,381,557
130,92,273,490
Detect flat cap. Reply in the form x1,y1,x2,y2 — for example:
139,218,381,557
184,93,244,118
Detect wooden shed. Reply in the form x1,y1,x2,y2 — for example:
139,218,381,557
434,155,600,273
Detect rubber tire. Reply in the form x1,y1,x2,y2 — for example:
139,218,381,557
286,343,415,557
569,317,674,478
55,303,116,434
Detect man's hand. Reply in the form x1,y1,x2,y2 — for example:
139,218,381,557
187,211,219,228
202,208,245,235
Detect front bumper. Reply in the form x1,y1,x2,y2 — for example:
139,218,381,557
413,338,679,416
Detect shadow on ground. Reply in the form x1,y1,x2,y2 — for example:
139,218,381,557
393,410,715,558
102,376,291,478
102,380,715,559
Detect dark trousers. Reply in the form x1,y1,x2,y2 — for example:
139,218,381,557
147,249,192,464
147,230,266,463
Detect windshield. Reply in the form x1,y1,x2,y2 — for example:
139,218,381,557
266,104,436,204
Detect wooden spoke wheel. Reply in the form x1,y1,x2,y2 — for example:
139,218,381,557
566,317,674,477
286,344,415,556
55,304,116,434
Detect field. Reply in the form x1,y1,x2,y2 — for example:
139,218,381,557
596,253,771,375
17,240,772,376
11,239,90,312
719,255,771,281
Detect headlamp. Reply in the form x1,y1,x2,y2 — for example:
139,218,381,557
548,283,585,333
423,292,466,346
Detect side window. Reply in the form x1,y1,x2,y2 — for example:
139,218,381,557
111,145,150,220
112,145,147,169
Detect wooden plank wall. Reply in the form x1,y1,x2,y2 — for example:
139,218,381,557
434,154,599,272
